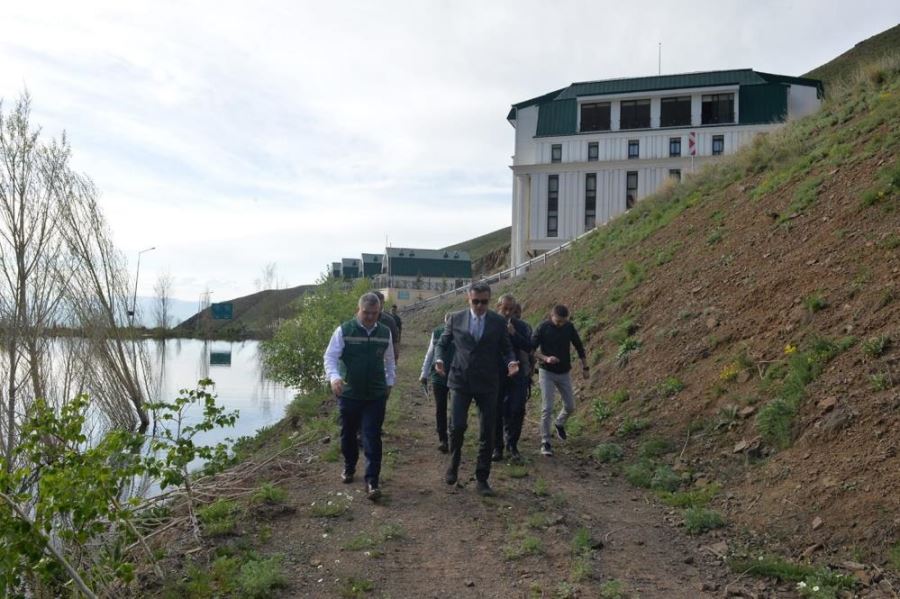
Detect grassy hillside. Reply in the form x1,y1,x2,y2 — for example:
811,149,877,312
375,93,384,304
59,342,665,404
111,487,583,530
174,284,316,339
442,226,511,275
805,24,900,84
410,52,900,571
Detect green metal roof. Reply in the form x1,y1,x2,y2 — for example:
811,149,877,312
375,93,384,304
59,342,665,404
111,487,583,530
512,69,823,136
361,253,383,277
385,248,472,279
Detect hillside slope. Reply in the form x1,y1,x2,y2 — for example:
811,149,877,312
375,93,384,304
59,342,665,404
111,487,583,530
805,24,900,84
442,226,511,276
174,284,315,339
409,54,899,580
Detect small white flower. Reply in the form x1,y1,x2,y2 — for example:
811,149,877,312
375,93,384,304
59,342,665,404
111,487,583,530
364,551,371,557
317,578,323,583
322,533,328,538
812,587,819,592
797,581,807,589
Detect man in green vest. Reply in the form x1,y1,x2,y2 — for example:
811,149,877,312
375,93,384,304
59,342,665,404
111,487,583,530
324,292,396,501
420,313,454,453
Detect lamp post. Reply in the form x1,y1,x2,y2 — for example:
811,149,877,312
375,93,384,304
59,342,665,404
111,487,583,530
129,246,156,328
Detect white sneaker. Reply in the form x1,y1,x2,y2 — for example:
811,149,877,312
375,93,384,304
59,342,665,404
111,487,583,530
541,442,553,457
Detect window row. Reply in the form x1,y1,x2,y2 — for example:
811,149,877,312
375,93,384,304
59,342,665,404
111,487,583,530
547,170,683,236
552,134,724,163
579,93,734,132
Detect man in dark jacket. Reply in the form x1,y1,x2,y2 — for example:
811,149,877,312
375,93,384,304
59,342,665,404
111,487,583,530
531,304,588,457
372,290,399,360
435,283,518,496
390,304,403,343
493,294,532,463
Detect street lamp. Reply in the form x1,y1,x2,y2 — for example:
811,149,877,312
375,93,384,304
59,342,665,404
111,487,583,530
129,246,156,328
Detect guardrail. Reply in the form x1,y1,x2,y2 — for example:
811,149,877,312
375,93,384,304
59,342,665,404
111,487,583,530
403,225,600,312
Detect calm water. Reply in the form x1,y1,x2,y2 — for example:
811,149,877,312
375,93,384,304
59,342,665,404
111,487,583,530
147,338,291,446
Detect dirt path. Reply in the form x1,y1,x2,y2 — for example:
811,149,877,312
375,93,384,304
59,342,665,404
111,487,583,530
264,337,736,598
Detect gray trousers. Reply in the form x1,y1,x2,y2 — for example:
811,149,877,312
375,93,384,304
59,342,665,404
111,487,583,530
539,369,575,443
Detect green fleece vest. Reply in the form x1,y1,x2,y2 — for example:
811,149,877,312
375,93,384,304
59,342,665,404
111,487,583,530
339,319,390,400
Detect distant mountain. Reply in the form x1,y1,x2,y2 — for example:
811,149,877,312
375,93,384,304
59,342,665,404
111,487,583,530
134,296,199,328
173,284,316,339
804,23,900,83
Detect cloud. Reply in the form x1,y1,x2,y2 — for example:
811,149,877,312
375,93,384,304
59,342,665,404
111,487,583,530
1,0,897,299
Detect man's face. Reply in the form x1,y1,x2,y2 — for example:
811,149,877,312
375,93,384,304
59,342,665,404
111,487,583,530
551,313,568,327
468,291,490,316
358,303,380,328
498,299,515,319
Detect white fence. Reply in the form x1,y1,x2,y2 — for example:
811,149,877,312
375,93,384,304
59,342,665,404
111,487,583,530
403,226,600,312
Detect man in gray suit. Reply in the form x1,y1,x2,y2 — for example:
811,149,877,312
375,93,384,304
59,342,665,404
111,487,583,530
435,282,519,496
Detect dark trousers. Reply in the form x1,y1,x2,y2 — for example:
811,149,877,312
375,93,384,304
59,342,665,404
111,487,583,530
449,389,497,482
495,376,528,452
433,383,450,444
339,396,387,486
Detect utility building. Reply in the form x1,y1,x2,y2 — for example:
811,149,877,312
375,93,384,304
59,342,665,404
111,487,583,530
375,248,473,307
362,253,384,278
341,258,361,279
508,69,823,266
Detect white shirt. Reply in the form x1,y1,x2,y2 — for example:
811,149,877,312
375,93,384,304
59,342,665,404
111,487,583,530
323,320,396,387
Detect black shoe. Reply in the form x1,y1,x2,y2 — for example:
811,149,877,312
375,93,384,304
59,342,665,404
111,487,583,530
475,480,495,497
437,441,449,454
445,467,458,485
541,442,553,457
491,448,503,462
341,469,355,484
555,423,567,441
366,482,381,501
509,447,522,462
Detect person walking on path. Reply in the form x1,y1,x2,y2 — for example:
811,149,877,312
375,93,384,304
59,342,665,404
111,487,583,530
434,283,518,497
492,294,532,463
372,290,400,360
390,304,403,344
420,313,453,453
323,292,396,501
531,304,588,457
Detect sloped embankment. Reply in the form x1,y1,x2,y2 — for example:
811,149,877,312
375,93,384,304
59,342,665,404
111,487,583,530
421,59,899,570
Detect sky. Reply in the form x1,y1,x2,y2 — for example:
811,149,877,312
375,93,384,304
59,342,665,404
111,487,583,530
1,1,897,303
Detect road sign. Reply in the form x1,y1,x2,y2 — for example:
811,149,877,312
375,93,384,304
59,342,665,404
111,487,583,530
688,131,697,156
211,302,233,320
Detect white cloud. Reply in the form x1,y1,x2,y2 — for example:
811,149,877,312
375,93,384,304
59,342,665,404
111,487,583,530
1,0,897,299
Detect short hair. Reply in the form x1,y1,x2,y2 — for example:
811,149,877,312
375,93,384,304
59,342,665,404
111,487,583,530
497,293,516,307
372,290,385,303
468,282,491,295
552,304,569,318
359,292,381,309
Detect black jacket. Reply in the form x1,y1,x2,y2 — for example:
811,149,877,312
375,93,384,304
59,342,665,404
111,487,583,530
435,309,516,396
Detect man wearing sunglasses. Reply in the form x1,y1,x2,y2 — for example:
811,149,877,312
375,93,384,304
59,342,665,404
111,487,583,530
434,282,519,497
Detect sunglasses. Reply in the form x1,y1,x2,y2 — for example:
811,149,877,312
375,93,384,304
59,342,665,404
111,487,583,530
470,299,489,305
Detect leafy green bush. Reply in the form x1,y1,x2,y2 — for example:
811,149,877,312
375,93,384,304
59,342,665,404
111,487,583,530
239,556,286,598
199,499,240,536
657,377,685,397
592,398,613,422
658,484,720,508
756,397,796,449
862,335,891,359
616,338,641,365
251,483,288,505
616,416,648,437
803,292,829,314
638,437,675,459
650,465,681,492
683,507,725,534
624,460,655,488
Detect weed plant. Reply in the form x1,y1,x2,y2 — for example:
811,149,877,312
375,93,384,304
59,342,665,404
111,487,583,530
683,507,725,534
593,442,624,463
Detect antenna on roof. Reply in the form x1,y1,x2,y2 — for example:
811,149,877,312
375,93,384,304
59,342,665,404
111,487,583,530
658,42,661,76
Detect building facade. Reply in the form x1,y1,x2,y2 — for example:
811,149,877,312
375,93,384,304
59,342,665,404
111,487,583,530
508,69,823,266
374,248,472,307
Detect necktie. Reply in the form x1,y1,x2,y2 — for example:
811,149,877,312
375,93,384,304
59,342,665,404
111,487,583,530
475,316,483,341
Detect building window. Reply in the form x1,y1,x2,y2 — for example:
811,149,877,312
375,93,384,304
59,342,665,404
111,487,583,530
620,99,651,129
669,169,682,182
660,96,692,127
580,102,611,132
627,139,639,159
547,175,559,237
712,135,725,155
551,144,562,163
701,93,734,124
587,142,599,161
626,171,638,210
585,173,597,229
669,137,681,157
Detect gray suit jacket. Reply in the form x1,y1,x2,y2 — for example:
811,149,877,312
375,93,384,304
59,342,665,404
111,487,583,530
435,309,516,397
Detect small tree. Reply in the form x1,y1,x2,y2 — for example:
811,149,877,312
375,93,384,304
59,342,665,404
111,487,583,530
153,270,174,329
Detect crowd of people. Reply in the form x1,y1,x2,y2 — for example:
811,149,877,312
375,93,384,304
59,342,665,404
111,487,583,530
322,283,587,501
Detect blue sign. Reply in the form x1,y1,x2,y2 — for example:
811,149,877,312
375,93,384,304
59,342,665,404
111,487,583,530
398,290,410,300
211,302,233,320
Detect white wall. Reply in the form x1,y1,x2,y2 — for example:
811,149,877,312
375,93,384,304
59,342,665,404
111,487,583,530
788,85,821,120
513,106,539,165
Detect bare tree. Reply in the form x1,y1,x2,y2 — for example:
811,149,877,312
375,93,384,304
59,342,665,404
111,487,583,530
153,270,174,329
255,261,279,291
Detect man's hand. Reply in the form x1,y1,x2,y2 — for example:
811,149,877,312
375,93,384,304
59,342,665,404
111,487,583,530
507,361,520,377
434,360,445,376
544,356,560,365
419,377,428,386
330,378,344,396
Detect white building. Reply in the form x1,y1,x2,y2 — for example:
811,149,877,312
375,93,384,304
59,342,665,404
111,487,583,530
508,69,823,265
373,248,472,307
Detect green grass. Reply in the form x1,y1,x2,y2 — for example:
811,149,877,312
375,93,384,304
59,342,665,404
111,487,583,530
504,535,543,560
238,556,286,599
862,335,891,359
616,338,641,365
888,542,900,572
658,484,720,508
340,577,375,598
780,175,824,222
198,499,240,536
507,464,529,478
251,483,288,505
803,292,829,314
533,478,550,497
599,579,625,599
616,416,649,437
608,317,638,344
638,437,675,459
683,507,725,534
344,523,406,552
593,442,624,463
310,493,351,518
728,555,856,595
656,377,685,397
